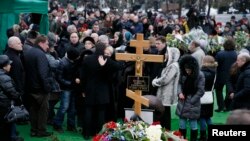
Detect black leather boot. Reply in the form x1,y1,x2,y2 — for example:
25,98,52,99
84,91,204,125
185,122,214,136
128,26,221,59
191,129,198,141
199,130,207,141
179,128,187,139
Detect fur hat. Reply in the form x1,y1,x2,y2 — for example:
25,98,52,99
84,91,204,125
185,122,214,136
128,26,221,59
179,55,199,78
83,36,95,45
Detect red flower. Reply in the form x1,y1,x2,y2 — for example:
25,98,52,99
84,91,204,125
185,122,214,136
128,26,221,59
106,121,117,129
168,138,173,141
124,118,128,123
93,134,102,141
167,131,183,141
173,130,182,137
93,133,107,141
151,121,161,125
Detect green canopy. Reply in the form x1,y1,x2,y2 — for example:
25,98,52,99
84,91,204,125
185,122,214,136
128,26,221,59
0,0,48,53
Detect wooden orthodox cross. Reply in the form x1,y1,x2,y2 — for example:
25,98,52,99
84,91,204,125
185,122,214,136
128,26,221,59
116,34,164,115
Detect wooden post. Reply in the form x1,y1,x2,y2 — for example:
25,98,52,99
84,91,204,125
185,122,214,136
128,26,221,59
116,34,164,115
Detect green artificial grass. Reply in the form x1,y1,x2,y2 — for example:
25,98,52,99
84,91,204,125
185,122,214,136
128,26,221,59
17,91,230,141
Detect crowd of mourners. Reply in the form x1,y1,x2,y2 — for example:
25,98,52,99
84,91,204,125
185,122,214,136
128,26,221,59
1,0,250,141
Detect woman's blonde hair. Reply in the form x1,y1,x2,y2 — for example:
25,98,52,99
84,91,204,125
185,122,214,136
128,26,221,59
202,55,218,67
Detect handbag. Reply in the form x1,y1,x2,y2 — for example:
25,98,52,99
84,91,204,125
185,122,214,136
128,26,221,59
200,91,213,104
4,99,29,123
200,74,216,104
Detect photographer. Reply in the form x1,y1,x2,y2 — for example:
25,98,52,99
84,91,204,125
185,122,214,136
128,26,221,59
186,5,200,30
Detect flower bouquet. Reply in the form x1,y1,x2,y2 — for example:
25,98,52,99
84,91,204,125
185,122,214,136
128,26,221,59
234,31,249,51
182,27,208,45
93,120,186,141
166,34,188,54
206,35,224,55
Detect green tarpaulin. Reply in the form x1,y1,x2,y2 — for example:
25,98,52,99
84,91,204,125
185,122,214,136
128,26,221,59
0,0,48,53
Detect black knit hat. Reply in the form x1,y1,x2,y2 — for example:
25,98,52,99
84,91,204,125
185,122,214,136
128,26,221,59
30,24,40,32
0,55,12,68
27,30,39,39
70,16,78,21
66,48,80,61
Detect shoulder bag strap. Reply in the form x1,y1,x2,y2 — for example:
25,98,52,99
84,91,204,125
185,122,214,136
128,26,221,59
211,74,217,91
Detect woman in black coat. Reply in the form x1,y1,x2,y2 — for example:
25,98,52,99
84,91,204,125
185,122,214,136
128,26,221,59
199,55,217,141
232,53,250,110
0,55,22,141
225,62,240,111
176,55,205,141
80,42,122,139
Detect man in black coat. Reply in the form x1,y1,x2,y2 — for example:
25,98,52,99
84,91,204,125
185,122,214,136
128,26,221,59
80,42,122,139
5,36,25,96
214,39,237,112
158,19,173,37
146,36,167,96
186,5,200,30
58,32,84,58
53,48,80,132
5,36,28,127
23,35,53,137
22,30,39,53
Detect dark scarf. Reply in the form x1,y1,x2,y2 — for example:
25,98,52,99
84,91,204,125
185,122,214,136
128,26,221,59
183,75,197,96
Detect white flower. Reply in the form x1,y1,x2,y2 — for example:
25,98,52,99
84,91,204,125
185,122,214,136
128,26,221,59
138,123,143,130
146,125,162,141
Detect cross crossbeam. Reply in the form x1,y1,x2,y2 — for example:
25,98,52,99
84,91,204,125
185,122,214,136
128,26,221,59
115,34,164,115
